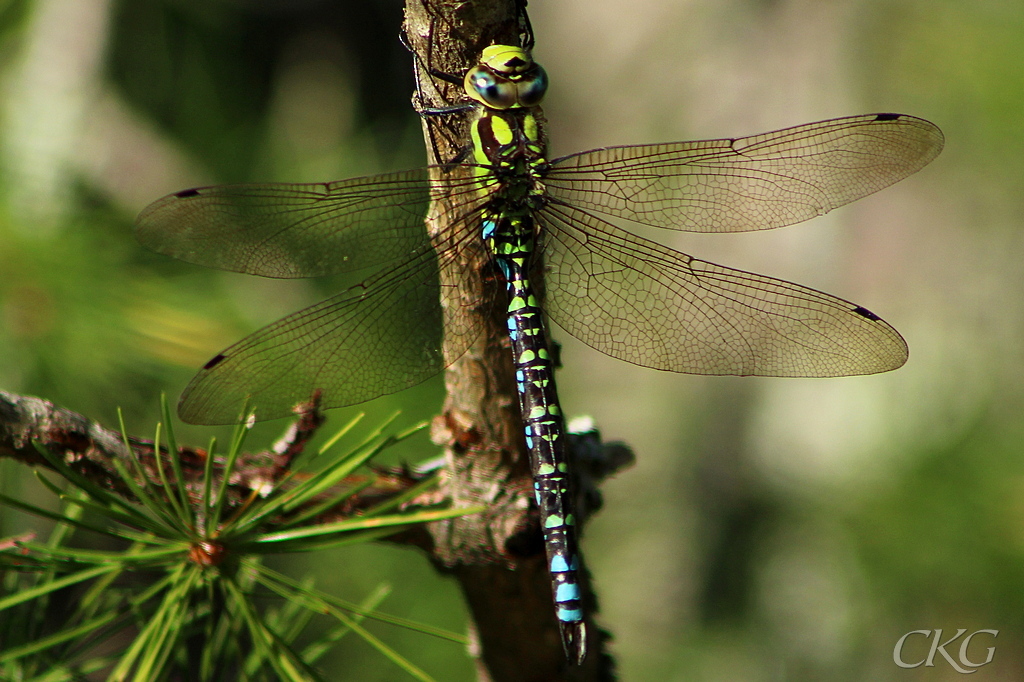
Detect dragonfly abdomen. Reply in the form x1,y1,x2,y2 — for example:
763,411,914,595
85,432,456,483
485,208,586,662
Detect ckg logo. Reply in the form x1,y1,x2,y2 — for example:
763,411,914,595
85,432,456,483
893,629,998,673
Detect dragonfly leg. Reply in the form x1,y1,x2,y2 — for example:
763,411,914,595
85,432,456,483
416,101,476,117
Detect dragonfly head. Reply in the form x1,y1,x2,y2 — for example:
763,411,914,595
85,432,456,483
464,44,548,110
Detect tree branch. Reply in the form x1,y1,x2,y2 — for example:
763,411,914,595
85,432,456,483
403,2,628,678
0,390,436,535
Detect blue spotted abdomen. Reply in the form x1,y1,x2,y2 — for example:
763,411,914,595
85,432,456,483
484,210,586,660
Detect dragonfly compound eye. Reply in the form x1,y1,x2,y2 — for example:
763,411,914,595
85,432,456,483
515,65,548,107
465,66,519,109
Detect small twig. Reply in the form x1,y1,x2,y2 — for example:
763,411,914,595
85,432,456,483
0,389,433,527
270,389,327,469
0,390,138,496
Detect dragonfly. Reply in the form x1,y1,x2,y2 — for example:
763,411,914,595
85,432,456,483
135,44,943,664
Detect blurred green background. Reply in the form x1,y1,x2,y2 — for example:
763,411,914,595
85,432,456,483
0,0,1020,679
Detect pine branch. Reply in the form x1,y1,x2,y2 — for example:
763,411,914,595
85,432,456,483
0,390,435,532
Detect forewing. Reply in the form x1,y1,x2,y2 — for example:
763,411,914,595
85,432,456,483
538,203,907,377
136,168,482,278
178,227,485,424
544,114,943,233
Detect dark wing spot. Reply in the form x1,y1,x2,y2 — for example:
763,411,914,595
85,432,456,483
852,306,881,321
873,113,901,122
175,188,201,198
203,353,227,370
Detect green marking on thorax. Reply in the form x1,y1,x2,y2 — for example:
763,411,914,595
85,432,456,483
490,116,514,146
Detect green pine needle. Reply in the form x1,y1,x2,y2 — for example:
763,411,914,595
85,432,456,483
0,408,475,680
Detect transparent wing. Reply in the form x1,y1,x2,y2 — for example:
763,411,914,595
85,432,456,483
538,203,907,377
178,224,486,424
544,113,943,233
135,168,486,278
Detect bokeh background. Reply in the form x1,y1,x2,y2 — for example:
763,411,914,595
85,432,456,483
0,0,1020,679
